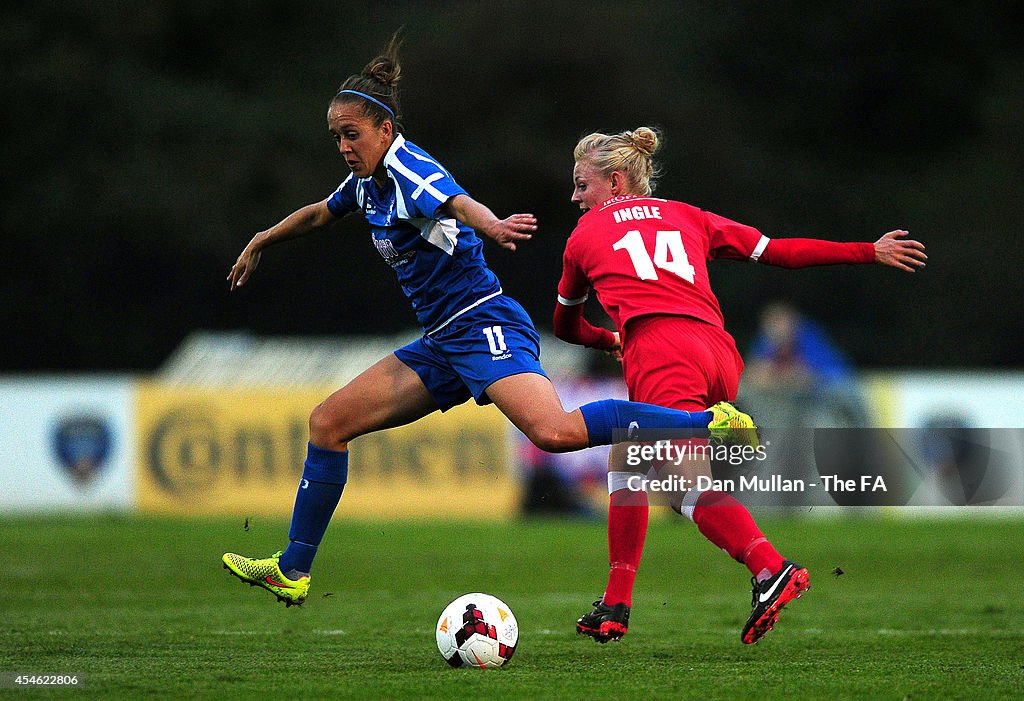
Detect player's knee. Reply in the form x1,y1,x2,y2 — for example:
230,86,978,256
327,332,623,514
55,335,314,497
525,424,582,454
308,402,356,449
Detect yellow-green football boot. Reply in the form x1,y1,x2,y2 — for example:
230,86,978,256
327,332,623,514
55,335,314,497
222,551,310,607
707,401,760,448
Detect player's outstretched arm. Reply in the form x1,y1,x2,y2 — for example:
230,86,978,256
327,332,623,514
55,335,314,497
873,230,927,272
228,200,337,290
442,194,536,251
757,230,925,271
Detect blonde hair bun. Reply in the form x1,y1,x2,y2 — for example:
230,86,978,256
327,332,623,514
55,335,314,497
628,127,659,157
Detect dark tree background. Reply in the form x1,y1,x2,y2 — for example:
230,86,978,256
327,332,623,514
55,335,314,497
3,1,1022,370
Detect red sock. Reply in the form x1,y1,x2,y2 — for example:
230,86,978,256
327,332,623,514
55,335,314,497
603,488,649,606
691,490,784,578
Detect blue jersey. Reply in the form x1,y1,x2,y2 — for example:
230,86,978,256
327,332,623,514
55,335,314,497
326,134,502,334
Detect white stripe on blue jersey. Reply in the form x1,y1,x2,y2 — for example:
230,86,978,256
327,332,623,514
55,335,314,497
385,136,455,210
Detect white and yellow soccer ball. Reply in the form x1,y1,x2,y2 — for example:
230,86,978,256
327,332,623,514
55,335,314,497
435,593,518,668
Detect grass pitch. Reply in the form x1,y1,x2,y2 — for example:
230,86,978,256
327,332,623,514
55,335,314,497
2,513,1022,699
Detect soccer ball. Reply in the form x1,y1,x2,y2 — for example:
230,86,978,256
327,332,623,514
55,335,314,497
435,593,518,668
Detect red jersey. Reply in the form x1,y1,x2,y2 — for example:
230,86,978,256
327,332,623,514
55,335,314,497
558,195,764,332
556,195,874,341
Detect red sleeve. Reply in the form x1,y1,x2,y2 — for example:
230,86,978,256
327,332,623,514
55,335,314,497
758,238,875,268
553,236,617,350
556,236,589,303
553,301,617,350
703,210,767,261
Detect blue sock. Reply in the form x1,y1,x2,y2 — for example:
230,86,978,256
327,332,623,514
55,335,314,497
579,399,713,447
279,443,348,574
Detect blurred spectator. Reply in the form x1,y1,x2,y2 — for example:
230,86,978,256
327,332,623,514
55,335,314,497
743,301,867,428
738,302,868,502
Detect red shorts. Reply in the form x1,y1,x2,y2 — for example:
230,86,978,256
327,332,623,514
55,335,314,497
620,315,743,411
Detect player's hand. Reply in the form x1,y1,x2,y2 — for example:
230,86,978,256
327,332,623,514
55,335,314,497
874,230,927,272
227,237,263,290
605,331,623,361
486,214,537,251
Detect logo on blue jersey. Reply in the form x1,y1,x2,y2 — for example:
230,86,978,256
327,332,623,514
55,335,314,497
373,236,414,267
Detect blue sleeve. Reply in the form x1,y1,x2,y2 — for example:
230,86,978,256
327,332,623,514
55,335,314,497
750,334,773,360
795,322,854,382
388,146,467,219
326,175,359,218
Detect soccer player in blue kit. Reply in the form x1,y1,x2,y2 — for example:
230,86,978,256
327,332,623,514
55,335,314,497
221,34,756,606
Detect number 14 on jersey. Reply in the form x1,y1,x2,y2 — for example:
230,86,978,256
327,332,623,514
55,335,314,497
613,230,696,283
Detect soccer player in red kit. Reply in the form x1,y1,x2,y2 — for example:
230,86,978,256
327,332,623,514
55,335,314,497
556,127,926,644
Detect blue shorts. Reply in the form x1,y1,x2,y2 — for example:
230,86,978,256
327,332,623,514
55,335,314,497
394,294,548,411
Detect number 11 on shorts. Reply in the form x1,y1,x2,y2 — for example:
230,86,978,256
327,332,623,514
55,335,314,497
483,325,507,356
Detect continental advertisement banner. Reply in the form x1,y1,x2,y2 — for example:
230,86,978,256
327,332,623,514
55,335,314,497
134,383,516,518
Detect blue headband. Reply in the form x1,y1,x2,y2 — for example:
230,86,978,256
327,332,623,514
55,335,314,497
337,89,396,119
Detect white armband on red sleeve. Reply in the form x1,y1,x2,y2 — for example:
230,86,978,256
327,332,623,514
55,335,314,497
557,293,589,306
749,235,770,262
